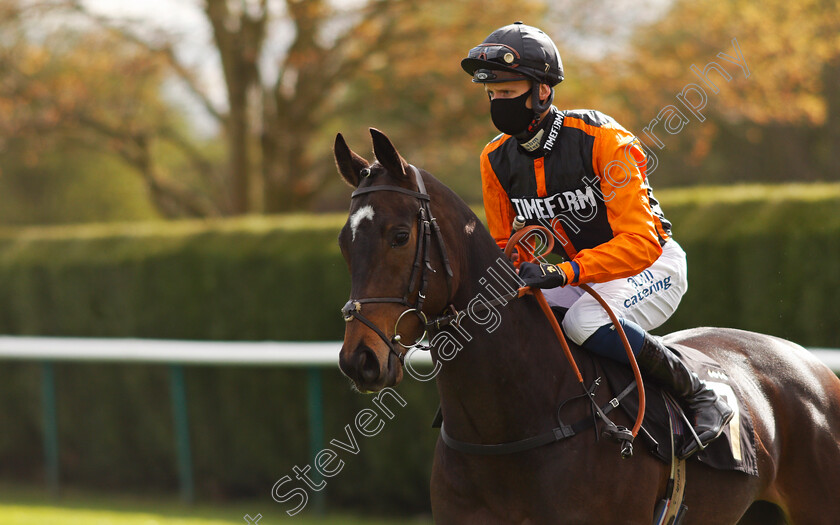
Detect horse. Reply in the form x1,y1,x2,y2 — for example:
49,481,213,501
334,128,840,524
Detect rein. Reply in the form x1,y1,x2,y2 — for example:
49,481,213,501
436,225,646,458
341,165,454,363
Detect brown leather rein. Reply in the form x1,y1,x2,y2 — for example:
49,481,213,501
437,226,646,458
503,226,646,442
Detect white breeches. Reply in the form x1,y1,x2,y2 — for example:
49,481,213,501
542,240,688,345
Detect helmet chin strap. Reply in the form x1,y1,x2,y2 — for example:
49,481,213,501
518,84,555,139
532,84,554,114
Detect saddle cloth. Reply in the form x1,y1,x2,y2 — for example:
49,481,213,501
599,343,758,476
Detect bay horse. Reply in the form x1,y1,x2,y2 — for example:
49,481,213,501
335,128,840,524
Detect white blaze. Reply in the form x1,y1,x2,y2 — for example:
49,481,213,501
350,205,375,241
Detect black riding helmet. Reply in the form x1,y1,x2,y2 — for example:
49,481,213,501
461,22,564,117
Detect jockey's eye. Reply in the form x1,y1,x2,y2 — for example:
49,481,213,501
391,231,410,248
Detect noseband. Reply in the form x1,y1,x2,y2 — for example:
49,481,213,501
341,165,454,363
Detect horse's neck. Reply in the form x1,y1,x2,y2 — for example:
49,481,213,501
433,229,576,443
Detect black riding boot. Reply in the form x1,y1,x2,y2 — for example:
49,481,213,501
636,333,735,459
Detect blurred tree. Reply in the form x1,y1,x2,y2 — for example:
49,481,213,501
0,140,160,225
333,1,548,203
4,0,839,219
56,0,415,214
597,0,840,185
56,0,550,213
0,0,220,220
253,0,405,212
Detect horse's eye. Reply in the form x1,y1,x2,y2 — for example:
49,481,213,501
391,231,410,248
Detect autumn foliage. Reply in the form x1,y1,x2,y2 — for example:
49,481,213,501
0,0,838,222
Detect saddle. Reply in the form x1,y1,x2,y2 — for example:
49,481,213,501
596,342,758,476
546,305,758,474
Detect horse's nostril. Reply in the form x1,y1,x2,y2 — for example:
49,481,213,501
339,347,355,379
358,346,382,384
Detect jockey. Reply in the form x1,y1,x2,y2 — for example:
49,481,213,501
462,22,733,458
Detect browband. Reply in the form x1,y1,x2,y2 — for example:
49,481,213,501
350,165,430,200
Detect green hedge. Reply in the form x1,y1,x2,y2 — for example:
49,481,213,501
0,184,838,515
0,215,441,515
654,183,840,345
0,216,350,340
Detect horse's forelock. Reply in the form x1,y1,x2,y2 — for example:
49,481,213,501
358,161,399,184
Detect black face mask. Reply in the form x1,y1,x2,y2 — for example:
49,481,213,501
490,90,533,135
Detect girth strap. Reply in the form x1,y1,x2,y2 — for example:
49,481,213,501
439,421,582,456
434,379,638,455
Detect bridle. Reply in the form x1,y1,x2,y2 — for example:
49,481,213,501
341,165,454,364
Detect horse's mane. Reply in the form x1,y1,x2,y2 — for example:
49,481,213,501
421,169,502,256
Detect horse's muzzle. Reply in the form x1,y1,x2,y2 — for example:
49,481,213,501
339,342,401,392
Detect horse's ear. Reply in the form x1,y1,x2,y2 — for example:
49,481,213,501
334,133,370,188
370,128,408,179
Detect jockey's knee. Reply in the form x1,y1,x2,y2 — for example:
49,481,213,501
561,294,649,362
561,305,605,345
579,320,647,364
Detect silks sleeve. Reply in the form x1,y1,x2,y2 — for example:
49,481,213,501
560,127,663,285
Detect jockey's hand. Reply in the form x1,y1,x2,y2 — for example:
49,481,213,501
519,262,567,289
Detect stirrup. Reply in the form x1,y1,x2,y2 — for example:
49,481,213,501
672,397,733,459
676,408,708,458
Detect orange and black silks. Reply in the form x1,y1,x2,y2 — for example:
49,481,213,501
480,108,672,285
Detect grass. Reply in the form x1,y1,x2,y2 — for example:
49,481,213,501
0,485,432,525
